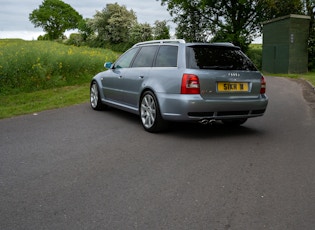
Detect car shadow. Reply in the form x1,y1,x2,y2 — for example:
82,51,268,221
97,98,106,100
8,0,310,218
93,105,265,139
165,121,264,139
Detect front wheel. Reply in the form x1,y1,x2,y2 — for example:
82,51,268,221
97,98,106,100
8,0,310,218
90,81,107,110
140,91,167,133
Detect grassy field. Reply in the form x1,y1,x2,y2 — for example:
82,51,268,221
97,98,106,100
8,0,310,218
0,39,120,119
0,39,120,94
0,40,314,119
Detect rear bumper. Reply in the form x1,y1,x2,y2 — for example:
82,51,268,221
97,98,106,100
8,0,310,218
157,93,268,121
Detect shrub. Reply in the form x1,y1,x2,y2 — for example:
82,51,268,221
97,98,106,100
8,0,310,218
246,44,262,70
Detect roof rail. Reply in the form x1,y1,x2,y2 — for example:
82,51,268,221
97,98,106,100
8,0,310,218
133,39,186,47
211,42,235,47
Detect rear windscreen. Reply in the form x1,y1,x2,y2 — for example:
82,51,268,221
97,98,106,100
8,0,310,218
186,45,257,71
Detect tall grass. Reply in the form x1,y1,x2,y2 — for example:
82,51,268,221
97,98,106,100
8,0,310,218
0,39,120,95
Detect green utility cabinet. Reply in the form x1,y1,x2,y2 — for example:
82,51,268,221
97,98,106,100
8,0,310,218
262,14,310,74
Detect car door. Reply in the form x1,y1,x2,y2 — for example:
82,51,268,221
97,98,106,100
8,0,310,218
102,47,139,103
120,45,158,107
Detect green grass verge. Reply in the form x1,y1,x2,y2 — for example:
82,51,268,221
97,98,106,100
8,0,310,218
0,83,89,119
269,72,315,86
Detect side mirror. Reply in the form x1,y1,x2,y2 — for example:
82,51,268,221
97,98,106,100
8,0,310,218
104,62,113,69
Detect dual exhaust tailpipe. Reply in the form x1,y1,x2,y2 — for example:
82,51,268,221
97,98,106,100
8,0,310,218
198,119,216,125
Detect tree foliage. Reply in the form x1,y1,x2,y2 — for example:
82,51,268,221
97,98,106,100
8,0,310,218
160,0,272,51
264,0,303,18
159,0,314,53
78,18,94,41
173,2,210,42
29,0,82,40
79,3,170,48
89,3,137,44
153,20,171,40
130,23,153,44
304,0,315,70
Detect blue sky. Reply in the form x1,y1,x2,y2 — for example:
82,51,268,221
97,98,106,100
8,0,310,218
0,0,173,40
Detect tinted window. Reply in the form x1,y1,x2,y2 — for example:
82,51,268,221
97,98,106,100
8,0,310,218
132,46,158,67
115,48,139,68
186,46,257,71
155,46,178,67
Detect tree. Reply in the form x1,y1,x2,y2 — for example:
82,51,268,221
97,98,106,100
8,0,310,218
174,11,210,42
130,23,153,44
160,0,314,52
264,0,303,18
304,0,315,70
161,1,212,42
90,3,137,43
29,0,82,40
153,20,170,40
78,18,94,41
160,0,271,50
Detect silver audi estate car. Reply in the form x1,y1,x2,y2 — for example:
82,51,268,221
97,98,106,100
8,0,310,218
90,39,268,132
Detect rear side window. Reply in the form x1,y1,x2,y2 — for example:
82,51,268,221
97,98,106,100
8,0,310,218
132,46,158,67
155,46,178,67
186,45,257,71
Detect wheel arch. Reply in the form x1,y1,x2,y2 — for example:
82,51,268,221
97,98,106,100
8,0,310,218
91,78,105,99
139,89,167,132
139,87,160,110
90,79,107,110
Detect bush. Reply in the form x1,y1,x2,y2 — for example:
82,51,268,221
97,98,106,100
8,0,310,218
308,36,315,71
246,44,262,70
65,33,83,46
85,38,133,53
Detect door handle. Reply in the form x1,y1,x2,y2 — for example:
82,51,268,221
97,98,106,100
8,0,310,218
139,76,144,79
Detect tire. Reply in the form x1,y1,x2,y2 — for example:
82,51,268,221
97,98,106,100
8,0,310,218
222,118,247,126
140,91,167,133
90,81,107,110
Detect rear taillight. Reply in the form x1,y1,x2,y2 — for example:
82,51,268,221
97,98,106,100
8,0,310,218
260,76,266,94
181,74,200,94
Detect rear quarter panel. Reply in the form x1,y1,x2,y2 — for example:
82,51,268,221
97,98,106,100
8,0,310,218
144,67,184,94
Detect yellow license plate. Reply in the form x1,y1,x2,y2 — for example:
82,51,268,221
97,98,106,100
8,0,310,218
217,82,249,92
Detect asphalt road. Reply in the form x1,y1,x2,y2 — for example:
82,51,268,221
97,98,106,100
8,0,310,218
1,77,315,230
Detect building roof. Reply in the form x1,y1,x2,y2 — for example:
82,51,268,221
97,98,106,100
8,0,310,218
263,14,311,25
